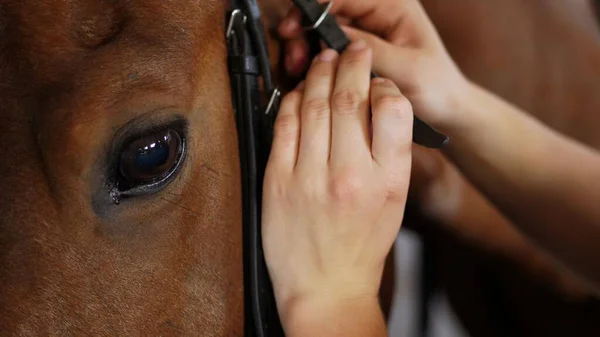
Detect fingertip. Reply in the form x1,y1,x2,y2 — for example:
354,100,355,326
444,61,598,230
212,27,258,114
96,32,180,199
292,39,309,62
279,9,303,37
286,40,310,76
280,19,300,37
344,39,373,60
340,25,355,37
317,48,339,62
347,39,368,51
341,26,376,54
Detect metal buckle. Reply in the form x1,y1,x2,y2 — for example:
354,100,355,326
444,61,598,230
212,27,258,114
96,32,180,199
303,1,334,31
227,9,248,39
265,88,281,116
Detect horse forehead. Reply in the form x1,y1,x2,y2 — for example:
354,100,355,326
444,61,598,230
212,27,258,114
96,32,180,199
4,0,224,64
12,0,223,28
0,0,229,121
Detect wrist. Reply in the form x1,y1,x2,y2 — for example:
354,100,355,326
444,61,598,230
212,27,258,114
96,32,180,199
280,292,384,337
437,77,481,137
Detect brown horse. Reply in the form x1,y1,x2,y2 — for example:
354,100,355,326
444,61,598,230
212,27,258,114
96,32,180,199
408,0,600,336
0,0,249,334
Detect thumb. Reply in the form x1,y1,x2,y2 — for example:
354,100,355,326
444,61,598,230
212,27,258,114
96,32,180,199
341,25,416,89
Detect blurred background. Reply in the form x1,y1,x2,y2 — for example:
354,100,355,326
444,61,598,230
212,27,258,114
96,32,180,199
389,232,467,337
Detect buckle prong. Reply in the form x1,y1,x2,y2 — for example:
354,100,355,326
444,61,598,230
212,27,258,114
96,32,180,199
227,9,248,39
265,88,281,116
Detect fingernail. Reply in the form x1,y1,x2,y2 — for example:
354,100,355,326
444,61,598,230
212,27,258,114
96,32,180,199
296,81,305,90
348,40,367,51
318,49,338,62
372,78,387,84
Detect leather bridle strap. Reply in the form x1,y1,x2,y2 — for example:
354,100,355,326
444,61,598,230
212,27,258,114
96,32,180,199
292,0,450,148
226,1,284,336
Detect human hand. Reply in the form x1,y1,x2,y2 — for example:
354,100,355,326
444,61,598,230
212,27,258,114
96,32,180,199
279,0,469,133
262,42,413,331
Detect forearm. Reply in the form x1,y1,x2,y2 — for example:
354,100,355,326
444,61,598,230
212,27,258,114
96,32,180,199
441,81,600,287
416,160,595,297
445,203,595,299
281,295,386,337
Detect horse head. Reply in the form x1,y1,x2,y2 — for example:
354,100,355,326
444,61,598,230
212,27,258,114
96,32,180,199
0,0,267,334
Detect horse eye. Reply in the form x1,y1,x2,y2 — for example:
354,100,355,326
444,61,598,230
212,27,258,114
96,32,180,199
118,129,184,189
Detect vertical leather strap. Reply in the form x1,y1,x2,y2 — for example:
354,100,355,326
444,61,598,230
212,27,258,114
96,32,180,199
226,3,284,336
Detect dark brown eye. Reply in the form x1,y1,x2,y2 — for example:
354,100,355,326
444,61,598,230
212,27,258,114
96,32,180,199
118,129,183,188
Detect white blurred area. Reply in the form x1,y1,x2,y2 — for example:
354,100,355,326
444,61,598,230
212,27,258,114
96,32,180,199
387,230,469,337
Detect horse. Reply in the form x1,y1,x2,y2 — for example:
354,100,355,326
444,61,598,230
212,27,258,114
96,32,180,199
0,0,251,334
408,0,600,336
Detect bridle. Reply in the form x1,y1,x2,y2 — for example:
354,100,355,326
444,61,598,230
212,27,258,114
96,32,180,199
225,1,448,336
226,0,282,336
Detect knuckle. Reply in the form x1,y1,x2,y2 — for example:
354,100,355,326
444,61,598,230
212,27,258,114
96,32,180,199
302,97,331,120
384,171,410,202
374,94,413,120
296,176,319,198
263,170,288,199
331,89,363,115
273,113,298,144
327,169,363,206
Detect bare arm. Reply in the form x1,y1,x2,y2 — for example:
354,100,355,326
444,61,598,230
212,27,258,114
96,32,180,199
412,147,595,297
441,81,600,288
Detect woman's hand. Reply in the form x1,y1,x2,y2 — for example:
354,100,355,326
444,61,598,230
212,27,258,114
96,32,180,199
278,0,469,133
262,42,413,336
